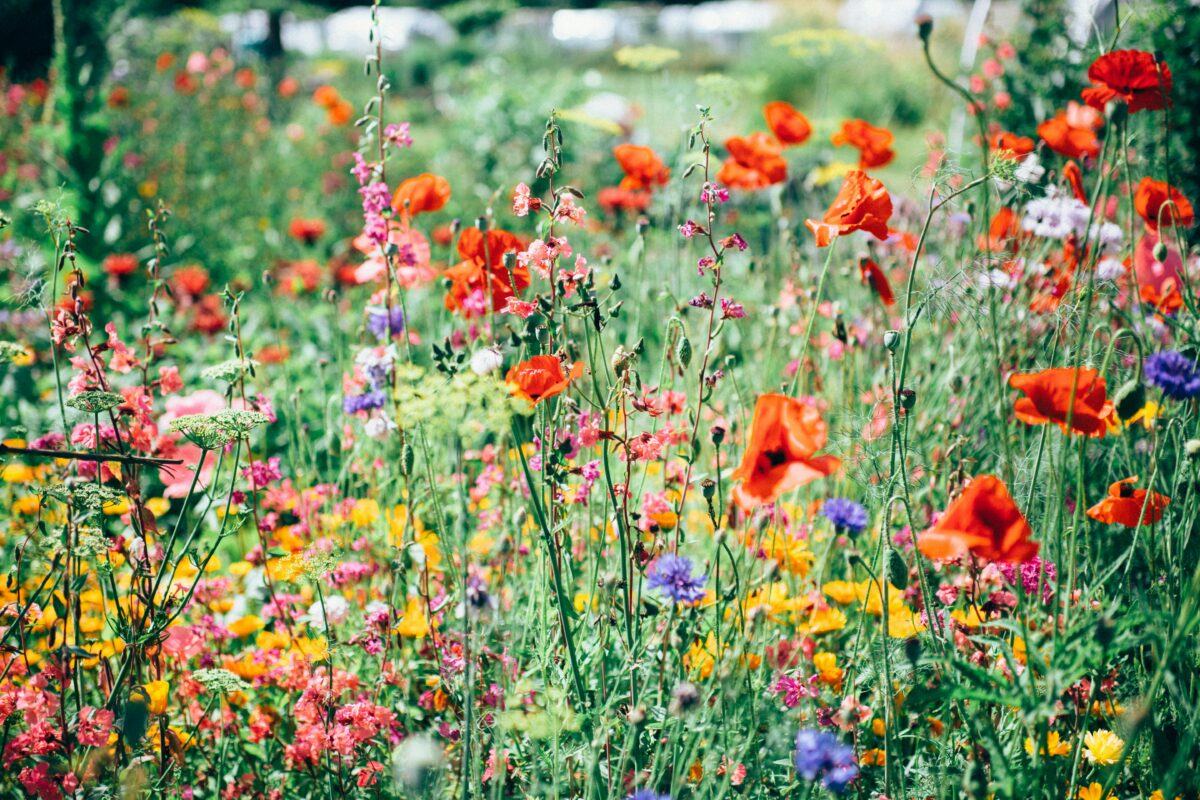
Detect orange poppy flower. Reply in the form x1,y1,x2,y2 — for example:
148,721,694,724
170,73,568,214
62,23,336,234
1139,279,1183,317
730,394,840,510
858,258,895,306
613,144,670,192
763,101,812,146
444,228,529,316
989,131,1034,159
506,355,584,406
287,218,326,245
831,120,895,168
1008,367,1114,437
1134,178,1194,232
1087,477,1169,527
805,170,893,248
1081,49,1172,115
1037,110,1100,160
980,207,1022,253
917,475,1038,564
393,173,451,217
717,132,788,190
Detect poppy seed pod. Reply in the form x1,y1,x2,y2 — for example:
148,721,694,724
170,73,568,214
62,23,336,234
1113,378,1146,420
883,330,901,352
899,388,917,411
915,14,933,42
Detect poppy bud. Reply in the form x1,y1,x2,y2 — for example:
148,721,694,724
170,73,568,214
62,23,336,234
1113,378,1145,420
834,314,848,344
1153,240,1169,263
899,388,917,411
915,14,933,41
474,216,488,231
883,329,901,352
1186,439,1200,459
710,425,726,446
401,443,415,476
886,548,908,589
675,334,693,369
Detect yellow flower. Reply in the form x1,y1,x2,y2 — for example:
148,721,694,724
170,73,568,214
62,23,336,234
350,498,380,528
141,680,169,715
1077,782,1116,800
797,606,847,635
813,652,843,685
291,636,328,662
396,597,430,639
228,615,264,638
1082,729,1124,765
1,462,34,483
1024,730,1071,757
145,496,171,517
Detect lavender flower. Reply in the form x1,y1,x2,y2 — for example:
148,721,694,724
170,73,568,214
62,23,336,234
647,554,707,605
367,306,405,340
794,729,859,794
1144,350,1200,400
343,390,387,414
821,498,869,535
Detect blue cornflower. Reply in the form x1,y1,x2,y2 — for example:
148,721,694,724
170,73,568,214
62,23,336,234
647,554,707,605
1144,350,1200,400
794,729,859,794
820,498,869,535
626,791,670,800
367,306,405,340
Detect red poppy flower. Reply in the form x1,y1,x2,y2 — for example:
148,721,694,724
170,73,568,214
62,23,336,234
805,170,893,248
1134,178,1194,232
1139,279,1183,317
980,207,1022,253
730,394,840,510
917,475,1038,563
393,173,451,217
717,132,788,190
173,265,211,297
858,258,895,306
831,120,895,168
287,218,326,245
103,254,138,277
444,228,529,316
1087,477,1169,527
1037,110,1100,160
506,355,583,406
613,144,670,192
1081,49,1172,115
989,131,1034,159
598,186,652,214
763,101,812,146
1008,366,1114,437
1062,161,1087,204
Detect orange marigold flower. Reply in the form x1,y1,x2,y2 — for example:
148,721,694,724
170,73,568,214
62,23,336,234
730,394,840,510
805,170,893,248
717,132,787,190
613,144,670,191
763,101,812,146
1008,366,1114,437
1134,177,1194,232
1081,49,1172,114
393,173,452,217
1037,108,1100,160
506,355,583,406
831,119,895,168
443,228,528,316
1087,477,1169,527
917,475,1038,564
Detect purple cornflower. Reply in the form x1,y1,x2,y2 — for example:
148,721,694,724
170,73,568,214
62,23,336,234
1144,350,1200,400
343,390,387,414
820,498,869,535
627,791,670,800
647,554,707,605
367,306,405,340
794,729,859,794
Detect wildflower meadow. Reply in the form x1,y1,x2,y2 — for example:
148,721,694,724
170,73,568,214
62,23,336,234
1,1,1199,798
